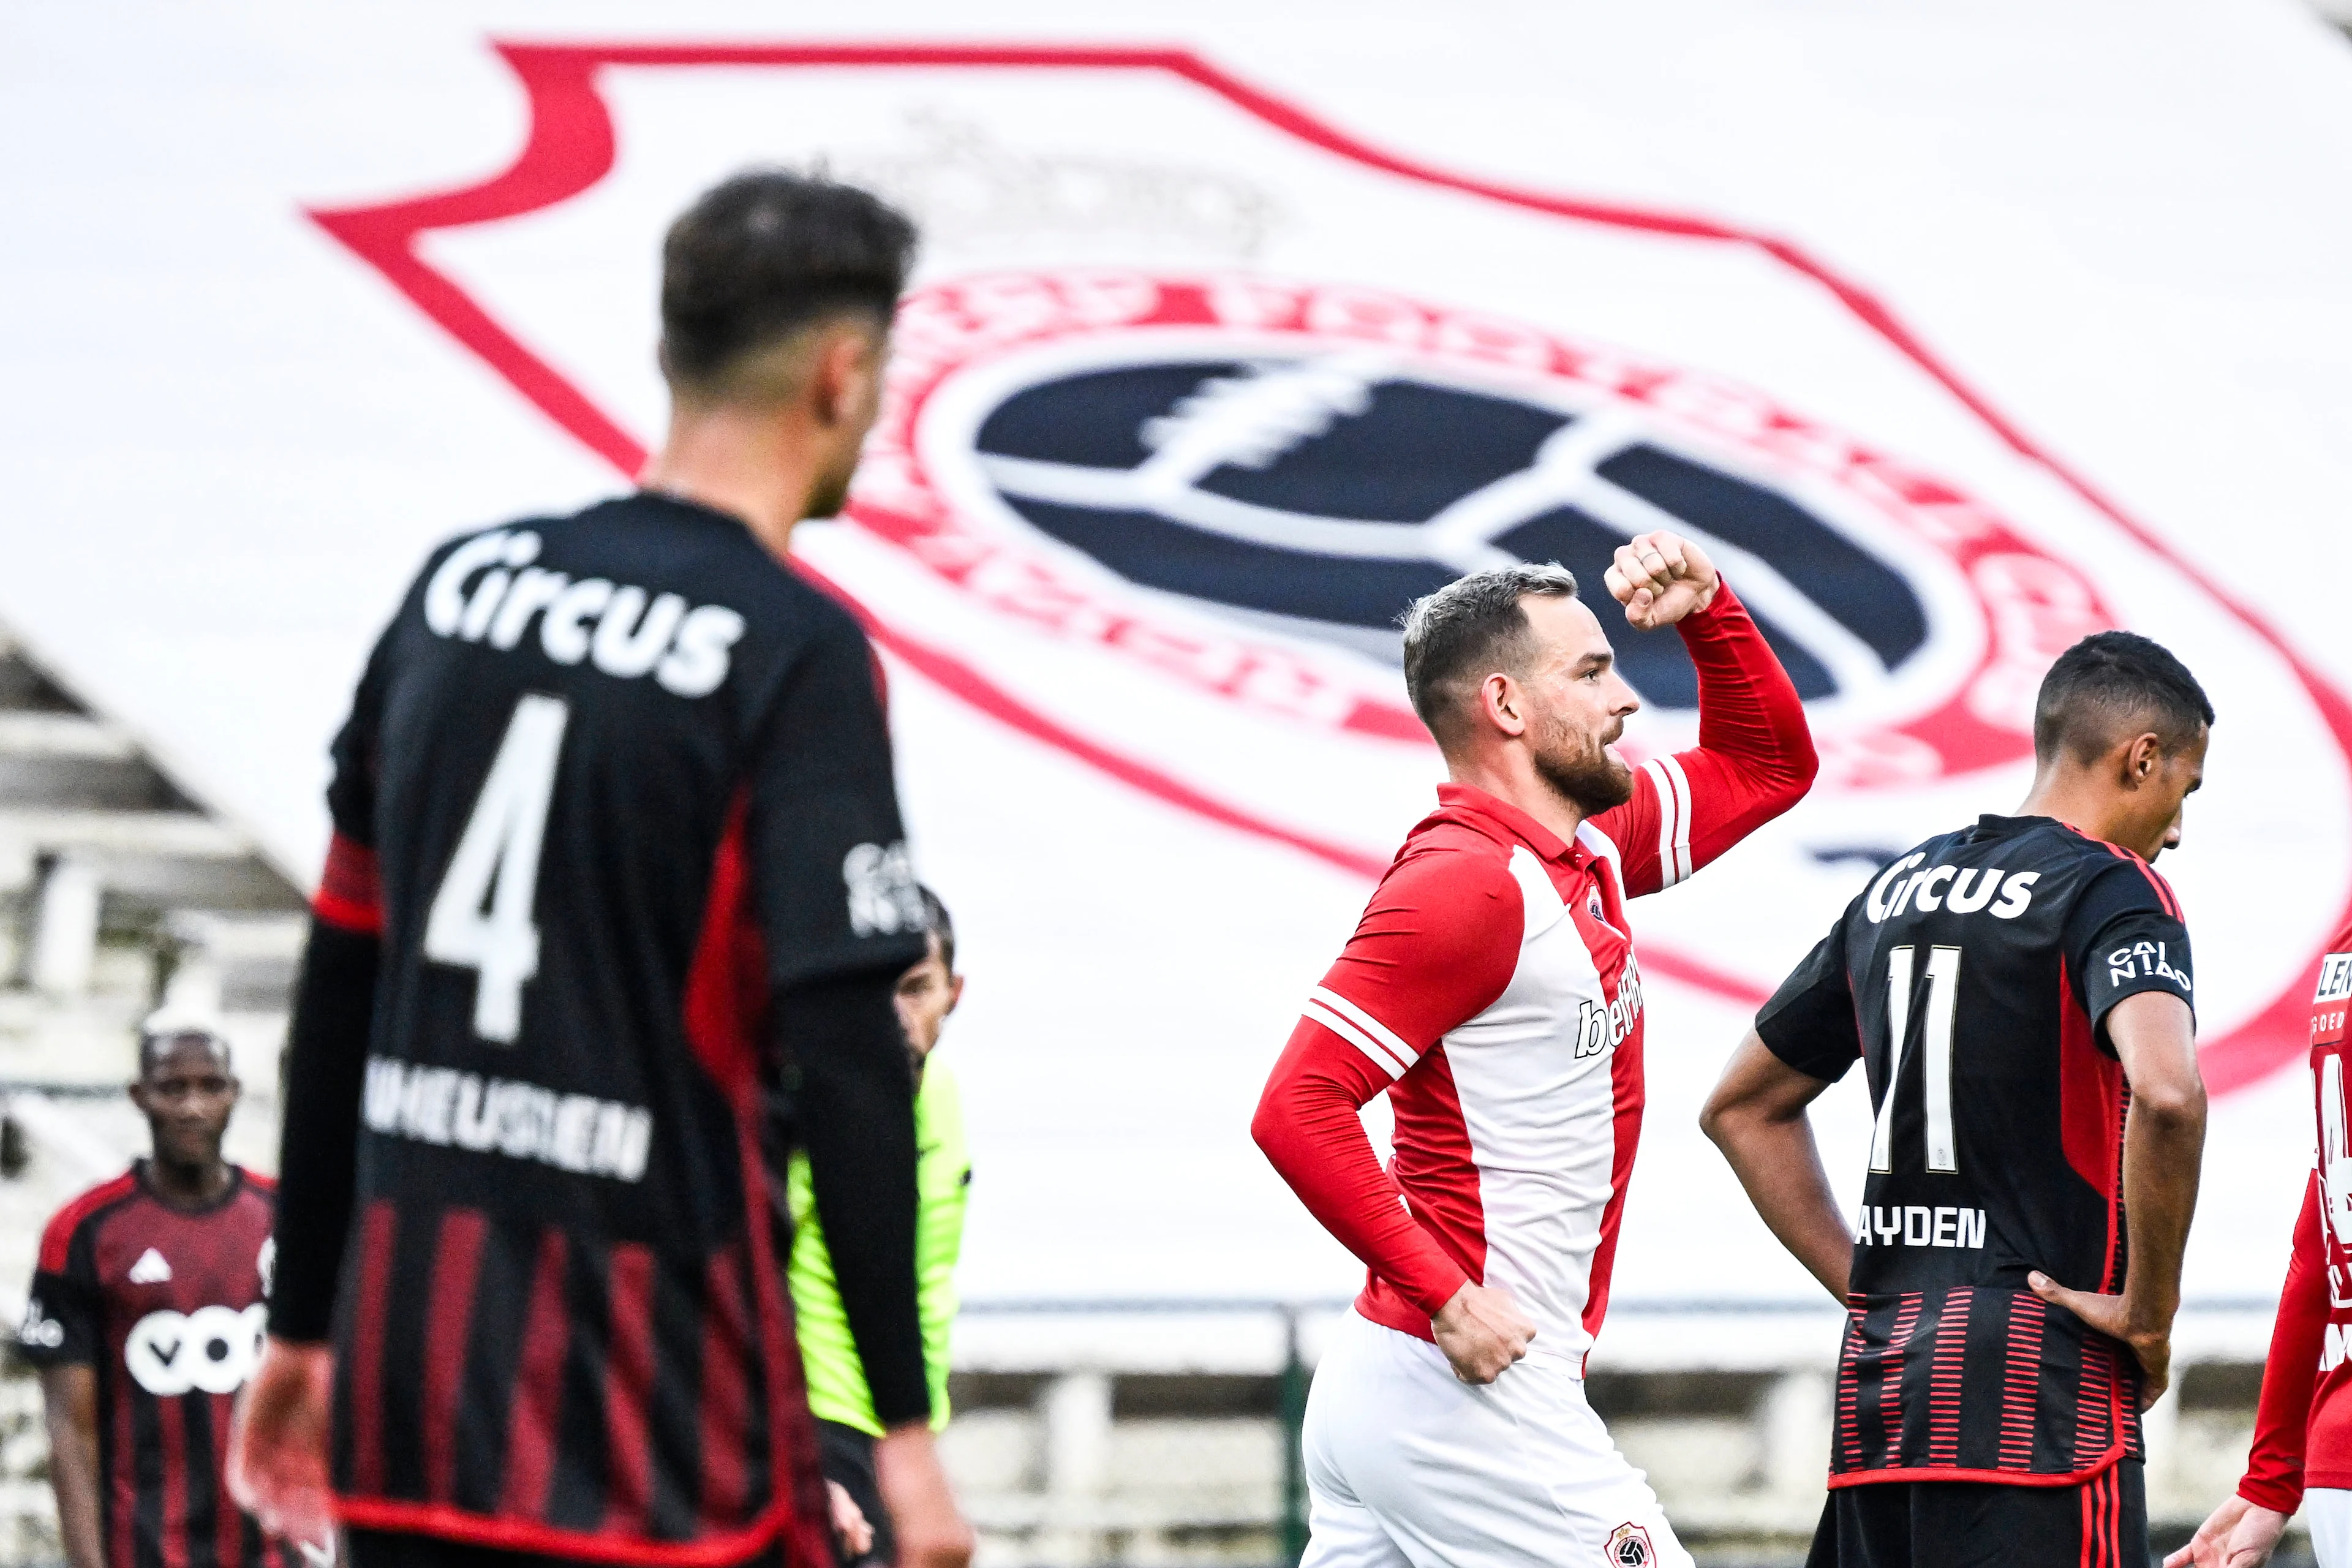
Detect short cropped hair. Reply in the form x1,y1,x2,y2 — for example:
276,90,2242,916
660,170,918,402
1400,564,1581,743
917,886,957,974
138,1027,229,1079
2033,630,2213,765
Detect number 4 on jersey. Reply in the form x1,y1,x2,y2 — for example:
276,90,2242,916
424,695,568,1042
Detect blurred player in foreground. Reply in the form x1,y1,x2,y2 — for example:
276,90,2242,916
791,888,970,1566
227,171,972,1568
2168,921,2352,1567
1704,631,2212,1568
21,1023,287,1568
1254,536,1817,1566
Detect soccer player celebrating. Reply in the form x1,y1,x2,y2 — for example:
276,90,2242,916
790,888,971,1567
1253,535,1816,1566
20,1023,285,1568
1702,631,2212,1568
2166,919,2352,1568
225,172,972,1568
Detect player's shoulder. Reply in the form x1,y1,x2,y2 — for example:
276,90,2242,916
1371,813,1531,930
37,1170,140,1274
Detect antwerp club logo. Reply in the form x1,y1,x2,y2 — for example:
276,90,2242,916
863,268,2108,790
311,42,2352,1093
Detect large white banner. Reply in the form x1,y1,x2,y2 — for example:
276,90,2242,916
5,2,2351,1313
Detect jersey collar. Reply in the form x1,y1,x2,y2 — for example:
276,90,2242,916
1432,782,1585,865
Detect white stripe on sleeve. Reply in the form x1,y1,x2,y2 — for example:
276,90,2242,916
1308,987,1418,1068
1301,1000,1409,1079
1659,754,1694,884
1642,758,1683,888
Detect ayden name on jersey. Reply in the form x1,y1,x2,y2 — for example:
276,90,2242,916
1855,1204,1989,1250
425,529,747,698
1863,853,2041,925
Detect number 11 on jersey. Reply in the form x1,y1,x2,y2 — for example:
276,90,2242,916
1869,944,1962,1175
424,694,569,1043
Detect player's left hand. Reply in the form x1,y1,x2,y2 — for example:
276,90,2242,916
2027,1271,2171,1410
1604,530,1719,631
225,1337,337,1555
2163,1493,2290,1567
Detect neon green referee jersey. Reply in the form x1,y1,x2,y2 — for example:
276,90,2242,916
786,1056,970,1436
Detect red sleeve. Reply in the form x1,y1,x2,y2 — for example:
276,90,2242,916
312,831,383,935
1589,580,1819,897
1250,844,1520,1316
2240,1172,2328,1513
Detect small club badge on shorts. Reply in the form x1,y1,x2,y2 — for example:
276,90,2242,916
1605,1521,1654,1566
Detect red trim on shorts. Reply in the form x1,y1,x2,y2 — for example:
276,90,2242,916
331,1496,791,1567
1826,1451,2128,1489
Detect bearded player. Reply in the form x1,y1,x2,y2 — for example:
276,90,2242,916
1253,533,1816,1566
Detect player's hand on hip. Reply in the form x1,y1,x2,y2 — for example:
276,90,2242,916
873,1422,975,1568
225,1337,337,1554
1431,1281,1536,1384
2163,1493,2290,1568
2027,1271,2171,1409
1603,530,1719,631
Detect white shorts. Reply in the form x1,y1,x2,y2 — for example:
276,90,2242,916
2311,1487,2352,1567
1300,1311,1692,1568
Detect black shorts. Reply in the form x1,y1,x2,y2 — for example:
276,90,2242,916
815,1419,894,1568
344,1527,786,1568
1807,1463,2146,1568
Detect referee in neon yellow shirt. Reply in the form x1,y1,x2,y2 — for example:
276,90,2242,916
791,887,971,1566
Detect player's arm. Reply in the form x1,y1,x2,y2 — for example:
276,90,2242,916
1701,915,1861,1300
1250,848,1531,1383
2166,1174,2321,1568
1589,533,1819,896
24,1232,104,1568
745,616,970,1568
40,1366,102,1568
230,627,396,1550
2030,872,2206,1408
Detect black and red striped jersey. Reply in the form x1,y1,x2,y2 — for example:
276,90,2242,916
1756,813,2194,1487
18,1164,287,1568
308,493,930,1564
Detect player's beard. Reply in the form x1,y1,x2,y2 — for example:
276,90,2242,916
1533,712,1635,816
803,456,858,519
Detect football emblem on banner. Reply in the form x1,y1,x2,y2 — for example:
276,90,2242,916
314,42,2352,1092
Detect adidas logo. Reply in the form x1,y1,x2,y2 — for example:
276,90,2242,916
127,1248,173,1284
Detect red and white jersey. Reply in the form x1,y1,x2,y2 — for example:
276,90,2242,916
1254,583,1815,1370
2239,919,2352,1515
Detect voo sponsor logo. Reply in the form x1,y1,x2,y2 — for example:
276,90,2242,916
125,1304,266,1397
425,529,745,698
